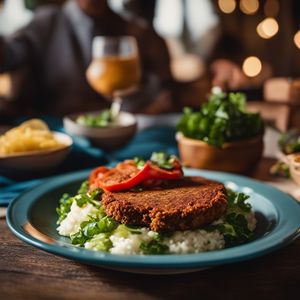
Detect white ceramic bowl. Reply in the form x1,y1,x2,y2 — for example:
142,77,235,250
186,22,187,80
63,111,137,150
0,132,73,178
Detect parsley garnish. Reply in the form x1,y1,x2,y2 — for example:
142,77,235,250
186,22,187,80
150,152,177,170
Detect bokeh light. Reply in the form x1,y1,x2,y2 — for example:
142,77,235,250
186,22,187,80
256,18,279,39
294,30,300,50
243,56,262,77
240,0,259,15
218,0,236,14
264,0,280,17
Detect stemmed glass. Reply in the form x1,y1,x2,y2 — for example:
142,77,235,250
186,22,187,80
86,36,141,118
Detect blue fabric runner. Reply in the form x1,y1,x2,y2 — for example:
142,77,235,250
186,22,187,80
0,117,178,206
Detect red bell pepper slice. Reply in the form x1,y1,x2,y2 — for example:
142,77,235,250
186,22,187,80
90,158,183,192
148,162,183,179
95,162,152,192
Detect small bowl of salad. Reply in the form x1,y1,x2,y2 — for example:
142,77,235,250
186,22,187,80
176,90,264,173
274,130,300,185
63,110,137,150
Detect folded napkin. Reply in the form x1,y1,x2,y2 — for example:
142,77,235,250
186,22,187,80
0,116,178,206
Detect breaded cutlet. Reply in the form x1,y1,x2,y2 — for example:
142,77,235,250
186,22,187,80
102,176,228,232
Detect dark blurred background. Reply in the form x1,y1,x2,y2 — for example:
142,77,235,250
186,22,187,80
1,0,300,129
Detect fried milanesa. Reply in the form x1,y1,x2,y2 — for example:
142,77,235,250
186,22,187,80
102,176,228,232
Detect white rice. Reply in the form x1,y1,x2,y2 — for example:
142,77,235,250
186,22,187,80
57,201,99,236
109,228,155,255
165,230,225,254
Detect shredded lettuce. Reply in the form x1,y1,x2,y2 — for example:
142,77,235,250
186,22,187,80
56,193,73,225
70,216,118,247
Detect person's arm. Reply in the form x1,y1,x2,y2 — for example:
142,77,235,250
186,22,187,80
0,6,58,74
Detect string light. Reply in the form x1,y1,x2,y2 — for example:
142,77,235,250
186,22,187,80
243,56,262,77
294,30,300,50
256,18,279,39
240,0,259,15
264,0,280,17
218,0,236,14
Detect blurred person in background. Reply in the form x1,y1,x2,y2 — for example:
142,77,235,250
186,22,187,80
114,0,272,109
0,0,174,121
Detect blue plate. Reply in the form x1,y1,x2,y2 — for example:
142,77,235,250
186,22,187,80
6,169,300,274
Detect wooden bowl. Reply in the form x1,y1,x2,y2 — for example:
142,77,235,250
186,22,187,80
176,132,264,173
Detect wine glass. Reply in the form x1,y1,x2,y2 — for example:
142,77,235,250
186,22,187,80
86,36,141,118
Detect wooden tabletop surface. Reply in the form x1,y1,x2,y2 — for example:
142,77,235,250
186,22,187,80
1,158,300,300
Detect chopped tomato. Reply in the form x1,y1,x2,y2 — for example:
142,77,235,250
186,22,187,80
89,166,110,186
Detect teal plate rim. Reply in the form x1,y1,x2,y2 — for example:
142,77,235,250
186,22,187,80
6,169,300,270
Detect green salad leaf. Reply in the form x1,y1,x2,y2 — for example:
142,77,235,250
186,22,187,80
78,181,89,194
85,233,113,252
176,92,263,147
71,215,118,247
219,213,252,247
206,189,254,247
226,189,251,213
97,216,119,233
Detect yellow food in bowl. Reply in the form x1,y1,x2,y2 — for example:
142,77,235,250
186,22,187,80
0,119,64,155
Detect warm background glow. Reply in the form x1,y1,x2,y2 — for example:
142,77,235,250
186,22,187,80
240,0,259,15
294,30,300,50
218,0,236,14
0,74,11,97
256,18,279,39
264,0,280,17
243,56,262,77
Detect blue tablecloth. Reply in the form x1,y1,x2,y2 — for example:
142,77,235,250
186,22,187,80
0,117,178,206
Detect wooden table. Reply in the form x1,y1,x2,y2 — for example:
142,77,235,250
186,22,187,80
1,158,300,300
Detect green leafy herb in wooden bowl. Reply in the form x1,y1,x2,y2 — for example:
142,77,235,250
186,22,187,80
176,91,264,173
177,91,263,147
